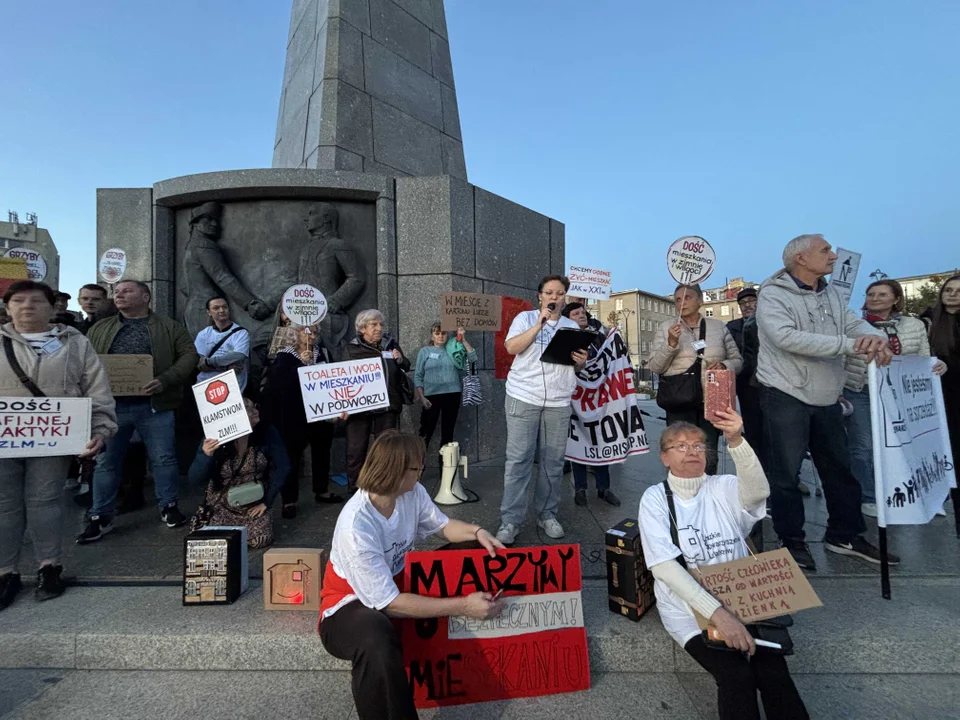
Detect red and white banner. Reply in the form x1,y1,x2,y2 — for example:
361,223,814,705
402,545,589,708
565,329,649,465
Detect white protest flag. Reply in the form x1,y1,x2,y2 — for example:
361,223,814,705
830,248,861,305
298,357,390,422
565,328,649,464
869,357,957,526
0,397,92,458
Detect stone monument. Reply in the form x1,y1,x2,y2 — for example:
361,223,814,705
96,0,565,461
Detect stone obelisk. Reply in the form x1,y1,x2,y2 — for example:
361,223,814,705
273,0,466,179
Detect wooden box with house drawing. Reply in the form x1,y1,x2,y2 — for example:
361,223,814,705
262,548,325,611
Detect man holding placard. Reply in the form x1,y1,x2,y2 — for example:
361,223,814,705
0,281,116,609
79,280,199,543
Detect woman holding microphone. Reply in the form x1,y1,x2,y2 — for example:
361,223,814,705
496,275,588,545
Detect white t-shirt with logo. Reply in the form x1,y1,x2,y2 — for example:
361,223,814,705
638,476,765,646
323,483,449,619
505,310,580,407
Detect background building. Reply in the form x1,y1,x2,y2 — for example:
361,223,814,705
590,289,674,379
0,212,60,290
700,277,759,322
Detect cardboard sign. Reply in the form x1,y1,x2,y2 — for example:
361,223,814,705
704,367,736,423
495,297,534,379
440,292,502,331
99,354,154,396
869,357,957,526
263,548,325,611
831,247,861,305
298,358,389,421
692,548,822,628
281,284,327,327
0,397,92,457
2,247,47,281
566,329,649,464
192,370,251,444
666,236,716,286
567,265,612,300
402,545,589,708
98,248,127,284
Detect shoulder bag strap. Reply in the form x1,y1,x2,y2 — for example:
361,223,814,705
207,326,245,358
662,479,687,570
3,336,47,398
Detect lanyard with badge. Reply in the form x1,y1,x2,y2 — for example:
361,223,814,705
40,336,64,355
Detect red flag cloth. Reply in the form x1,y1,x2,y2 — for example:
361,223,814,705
494,297,534,380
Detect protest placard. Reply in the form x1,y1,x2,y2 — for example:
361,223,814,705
691,548,822,628
830,247,861,305
281,284,327,327
98,248,128,284
402,545,589,708
567,265,612,300
3,247,47,281
869,357,957,526
298,358,389,421
566,329,649,464
192,370,251,444
440,292,502,331
0,397,91,458
99,354,154,396
666,236,716,286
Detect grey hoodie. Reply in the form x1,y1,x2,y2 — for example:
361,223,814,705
755,269,881,406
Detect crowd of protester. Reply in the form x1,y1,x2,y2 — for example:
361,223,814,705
0,233,957,720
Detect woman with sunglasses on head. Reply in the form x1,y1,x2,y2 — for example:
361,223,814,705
187,397,290,548
319,430,504,720
843,279,947,518
638,409,808,720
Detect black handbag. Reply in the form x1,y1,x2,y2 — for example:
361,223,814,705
656,320,706,413
398,369,415,405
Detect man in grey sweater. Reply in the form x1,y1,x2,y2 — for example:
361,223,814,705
757,234,896,571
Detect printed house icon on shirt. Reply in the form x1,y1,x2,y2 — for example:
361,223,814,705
262,548,325,611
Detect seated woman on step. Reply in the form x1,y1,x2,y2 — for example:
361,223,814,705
318,430,504,720
638,409,808,720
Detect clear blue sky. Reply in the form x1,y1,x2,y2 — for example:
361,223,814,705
2,0,958,311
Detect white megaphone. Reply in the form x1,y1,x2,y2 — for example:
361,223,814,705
434,442,468,505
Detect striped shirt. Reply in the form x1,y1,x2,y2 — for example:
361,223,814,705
20,330,58,357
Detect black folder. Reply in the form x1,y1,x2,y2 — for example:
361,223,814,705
540,328,598,365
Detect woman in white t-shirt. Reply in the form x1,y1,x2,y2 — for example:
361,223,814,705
638,409,808,720
319,430,505,720
496,275,588,546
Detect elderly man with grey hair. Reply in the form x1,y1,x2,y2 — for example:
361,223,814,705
756,233,896,572
344,309,411,492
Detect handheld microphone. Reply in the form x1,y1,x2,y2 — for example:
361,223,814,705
542,302,557,324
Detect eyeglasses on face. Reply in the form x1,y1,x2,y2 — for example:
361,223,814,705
666,443,707,454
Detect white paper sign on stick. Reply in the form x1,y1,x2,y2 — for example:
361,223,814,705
98,248,128,284
298,358,390,422
192,370,252,445
666,236,716,286
567,265,612,300
0,397,91,458
3,248,47,282
830,247,861,305
281,284,328,327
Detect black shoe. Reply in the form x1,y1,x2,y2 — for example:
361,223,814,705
824,535,898,565
574,489,587,507
116,494,145,515
281,504,298,519
783,540,816,571
73,490,92,508
599,489,621,507
315,493,344,505
160,504,187,528
0,572,22,610
35,565,65,602
76,516,113,544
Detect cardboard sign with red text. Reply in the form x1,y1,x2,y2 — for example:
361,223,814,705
691,548,822,629
192,370,251,444
402,545,589,708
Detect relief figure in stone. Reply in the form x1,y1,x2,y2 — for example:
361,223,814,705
297,202,366,354
181,201,272,336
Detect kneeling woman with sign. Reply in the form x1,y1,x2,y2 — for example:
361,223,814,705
638,410,808,720
319,430,504,720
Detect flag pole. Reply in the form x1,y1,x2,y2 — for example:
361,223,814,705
878,527,891,600
952,488,960,539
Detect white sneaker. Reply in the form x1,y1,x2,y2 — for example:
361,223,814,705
936,505,947,517
861,503,878,518
495,523,519,545
538,518,565,539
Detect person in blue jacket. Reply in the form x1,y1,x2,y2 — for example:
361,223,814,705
414,322,477,455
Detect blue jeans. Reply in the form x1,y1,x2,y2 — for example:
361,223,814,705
572,463,610,491
500,396,571,526
843,387,875,503
91,400,180,520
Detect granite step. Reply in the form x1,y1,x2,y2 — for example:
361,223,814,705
1,577,956,675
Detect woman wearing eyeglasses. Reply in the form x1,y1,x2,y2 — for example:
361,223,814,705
638,409,808,720
319,430,505,720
